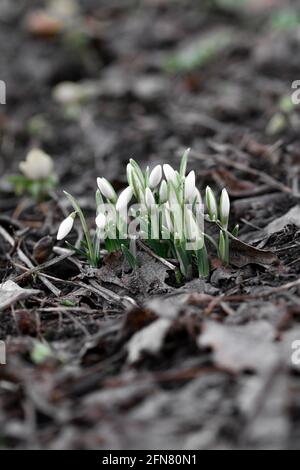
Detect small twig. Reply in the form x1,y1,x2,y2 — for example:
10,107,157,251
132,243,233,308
192,146,294,195
12,263,78,286
137,240,177,271
205,278,300,314
0,225,60,296
12,251,75,283
77,280,137,309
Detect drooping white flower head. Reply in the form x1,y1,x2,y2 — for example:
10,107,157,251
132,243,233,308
97,177,117,201
19,148,54,180
219,188,230,228
206,186,218,221
145,187,155,208
159,180,168,204
149,165,162,189
116,186,133,212
163,164,177,185
57,212,76,240
184,170,196,202
95,213,106,230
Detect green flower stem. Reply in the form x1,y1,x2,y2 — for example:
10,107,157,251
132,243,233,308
196,243,210,277
64,191,96,267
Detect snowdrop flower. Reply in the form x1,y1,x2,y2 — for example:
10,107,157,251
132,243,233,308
19,149,54,180
57,212,76,240
116,186,133,212
126,163,134,187
95,213,106,230
149,165,162,188
145,187,155,208
184,170,196,202
206,186,218,221
159,180,168,204
162,203,173,233
97,177,117,201
127,163,144,201
219,188,230,228
185,209,204,250
168,184,179,209
163,164,177,185
193,188,202,205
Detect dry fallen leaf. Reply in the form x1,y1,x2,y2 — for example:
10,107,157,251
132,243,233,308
127,318,172,364
230,238,279,268
198,320,279,373
0,281,40,311
265,205,300,235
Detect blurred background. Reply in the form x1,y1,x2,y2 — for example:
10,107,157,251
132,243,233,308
1,0,299,197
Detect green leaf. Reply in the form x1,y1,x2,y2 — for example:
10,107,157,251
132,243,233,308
179,148,190,177
232,224,239,238
129,159,145,187
121,244,139,268
64,191,96,266
31,342,53,365
196,244,210,277
96,189,104,210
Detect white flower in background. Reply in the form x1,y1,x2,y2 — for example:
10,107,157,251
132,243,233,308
95,213,106,230
116,186,133,212
184,170,196,202
219,188,230,228
149,165,162,188
163,164,177,185
19,148,54,180
145,187,155,208
97,177,117,201
57,212,76,240
159,180,168,204
206,186,218,221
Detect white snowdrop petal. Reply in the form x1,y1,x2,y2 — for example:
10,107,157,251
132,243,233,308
97,177,116,201
184,170,196,201
220,188,230,218
159,180,168,203
126,163,134,186
95,213,106,230
220,188,230,227
116,186,133,212
145,187,155,208
206,186,218,221
163,164,177,184
57,214,75,240
149,165,162,188
194,188,202,205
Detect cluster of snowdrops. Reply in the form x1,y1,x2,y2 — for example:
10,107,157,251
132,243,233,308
57,149,238,280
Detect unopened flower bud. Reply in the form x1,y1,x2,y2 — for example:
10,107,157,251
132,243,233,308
57,212,76,240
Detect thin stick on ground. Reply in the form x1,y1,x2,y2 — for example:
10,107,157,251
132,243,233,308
0,224,61,296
